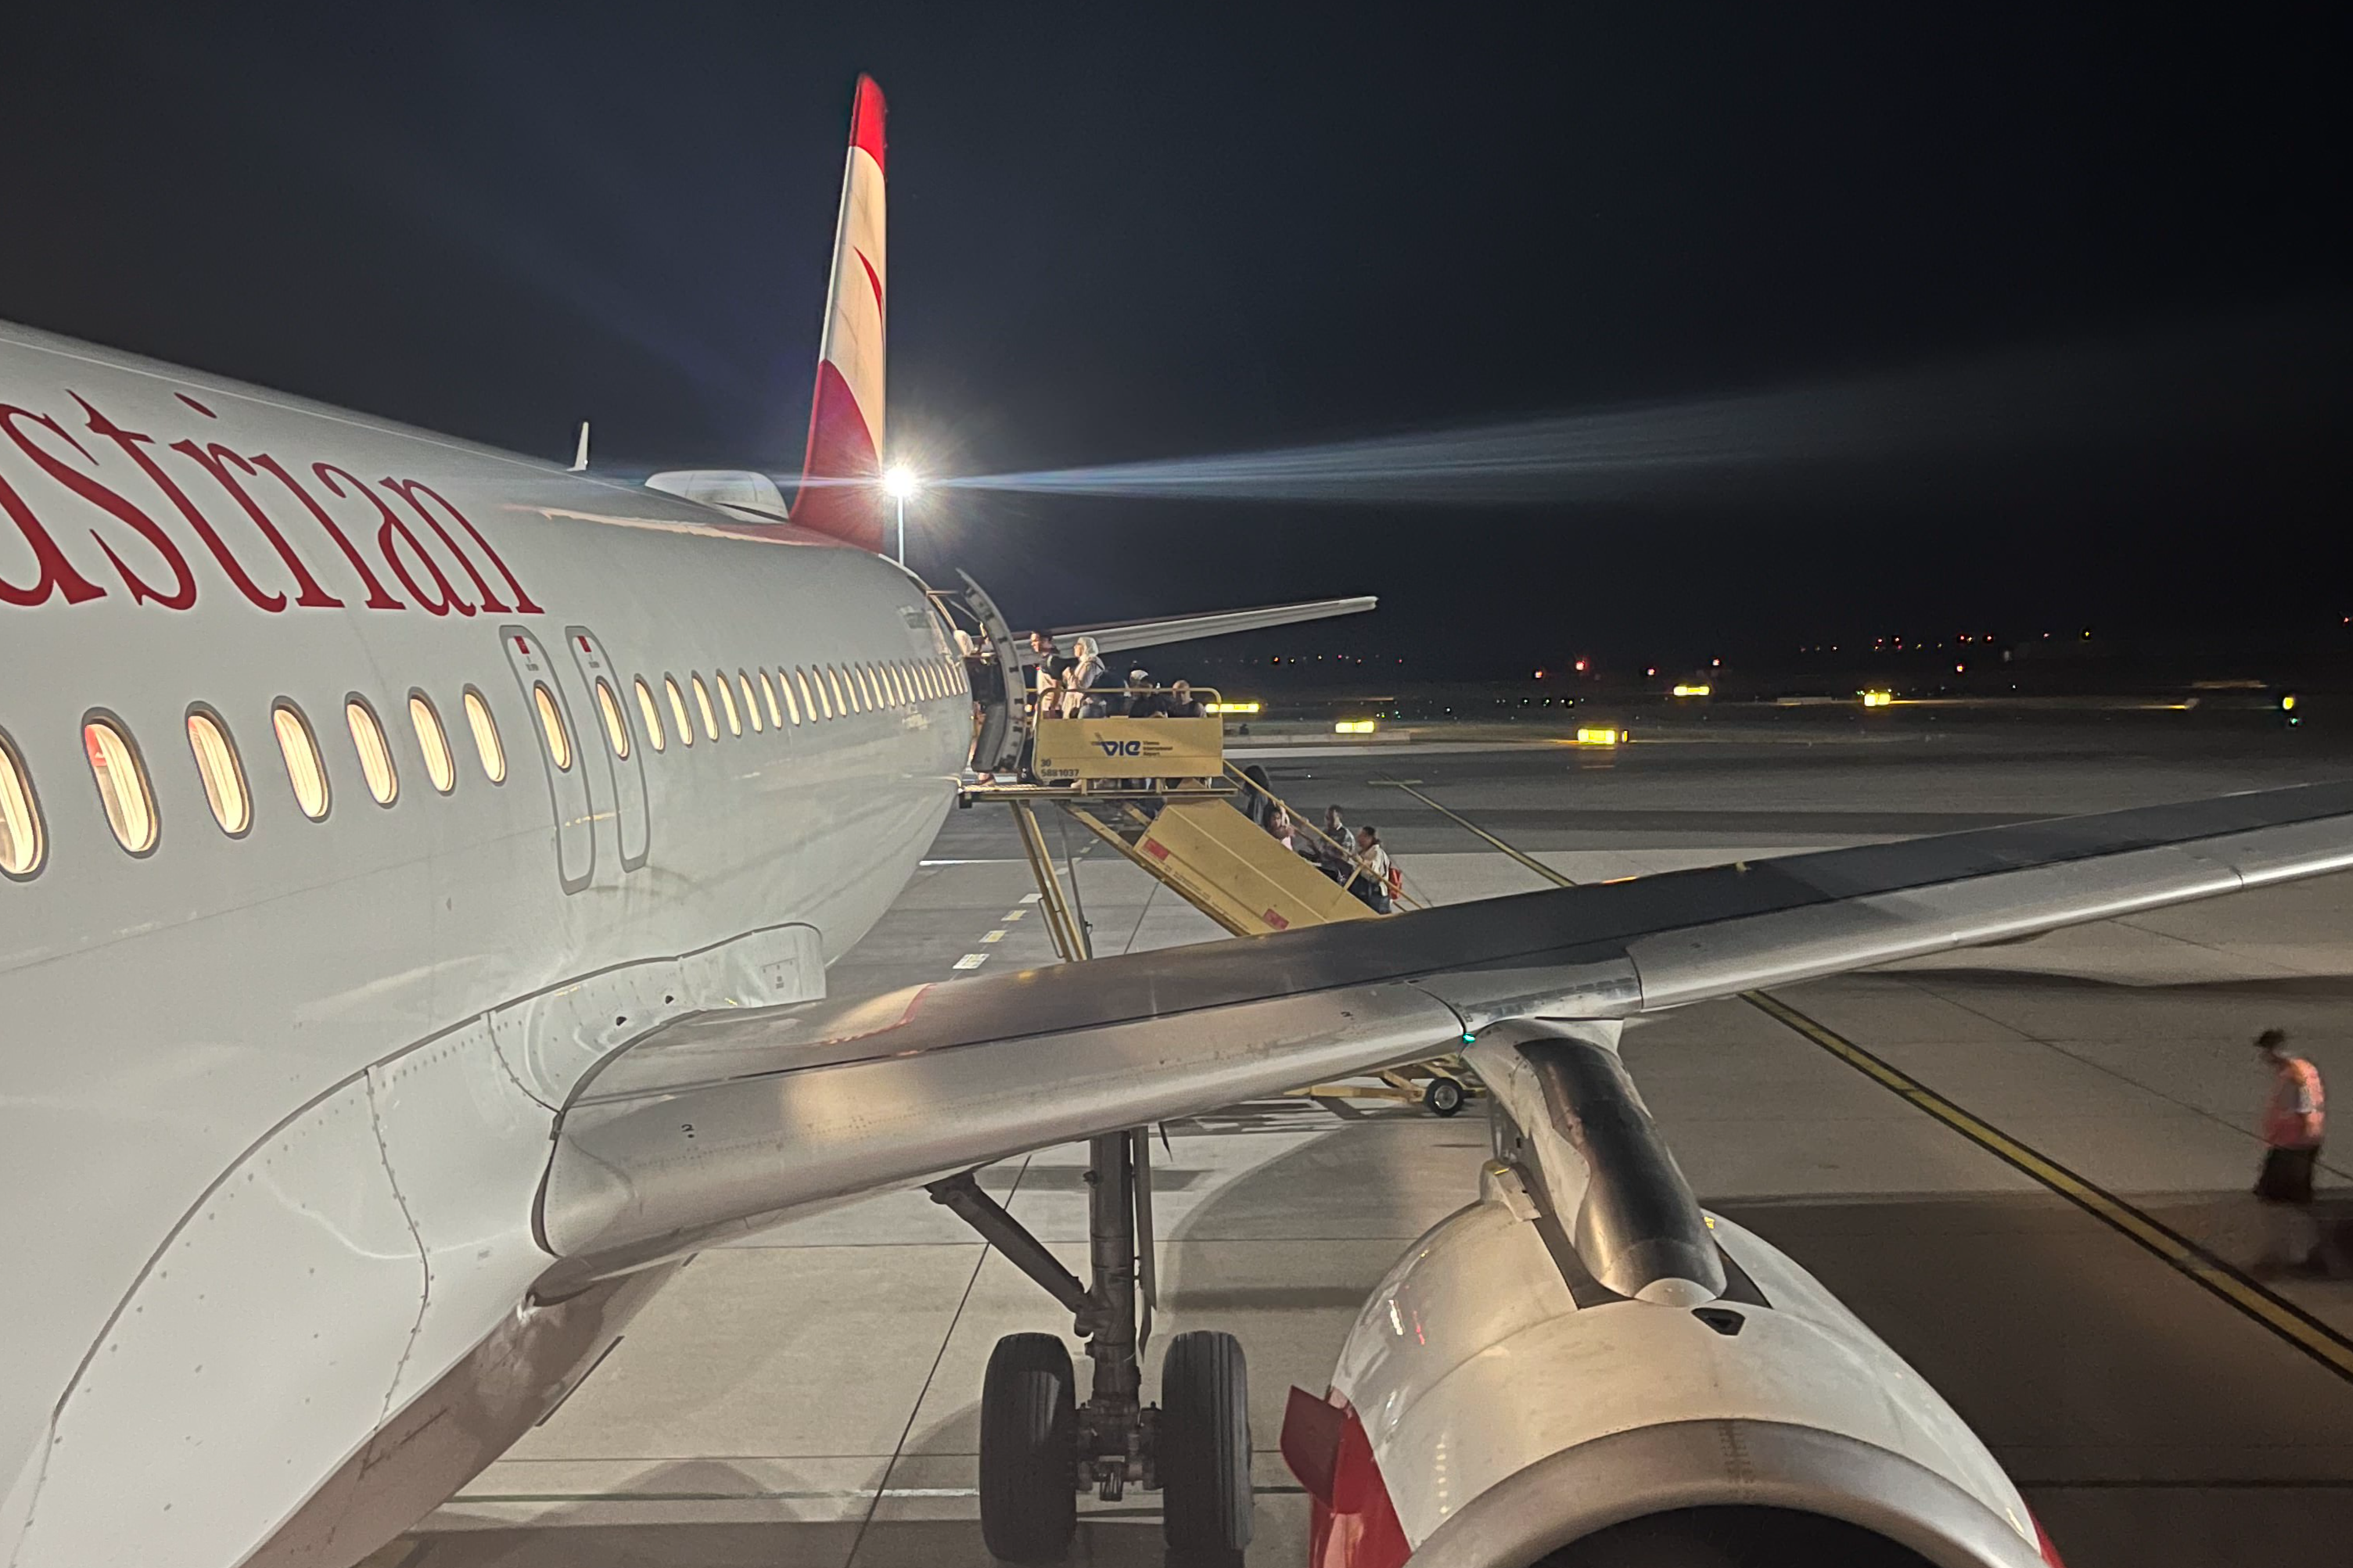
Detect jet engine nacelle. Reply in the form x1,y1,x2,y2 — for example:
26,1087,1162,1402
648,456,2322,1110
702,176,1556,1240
1281,1023,2064,1568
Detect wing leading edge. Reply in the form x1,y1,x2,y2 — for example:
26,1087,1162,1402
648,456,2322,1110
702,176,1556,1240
536,780,2353,1279
1046,595,1377,660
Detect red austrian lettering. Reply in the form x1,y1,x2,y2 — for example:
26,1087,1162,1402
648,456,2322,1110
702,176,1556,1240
170,440,343,608
314,462,466,616
77,396,286,613
247,454,404,610
0,464,105,608
379,477,543,615
0,404,189,608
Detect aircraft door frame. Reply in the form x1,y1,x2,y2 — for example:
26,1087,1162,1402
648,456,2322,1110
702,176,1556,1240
501,626,595,895
565,626,651,871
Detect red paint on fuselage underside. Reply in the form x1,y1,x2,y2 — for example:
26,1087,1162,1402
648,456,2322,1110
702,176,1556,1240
791,360,884,553
1301,1394,1410,1568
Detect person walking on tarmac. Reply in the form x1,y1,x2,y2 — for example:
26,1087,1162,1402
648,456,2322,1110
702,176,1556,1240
2253,1028,2329,1276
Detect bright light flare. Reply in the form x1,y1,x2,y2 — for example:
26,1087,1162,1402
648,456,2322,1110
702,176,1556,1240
882,465,918,501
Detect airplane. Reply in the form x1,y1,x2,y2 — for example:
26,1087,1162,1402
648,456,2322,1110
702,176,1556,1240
2,72,2349,1568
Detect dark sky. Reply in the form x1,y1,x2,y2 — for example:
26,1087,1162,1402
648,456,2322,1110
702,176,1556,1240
4,9,2347,676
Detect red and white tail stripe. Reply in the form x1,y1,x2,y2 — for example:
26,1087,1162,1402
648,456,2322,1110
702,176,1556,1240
790,74,888,551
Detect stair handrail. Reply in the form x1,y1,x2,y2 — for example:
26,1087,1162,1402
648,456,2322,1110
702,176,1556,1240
1220,764,1425,913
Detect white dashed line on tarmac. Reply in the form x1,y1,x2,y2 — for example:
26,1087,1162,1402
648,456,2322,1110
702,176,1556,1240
952,953,990,971
981,930,1007,943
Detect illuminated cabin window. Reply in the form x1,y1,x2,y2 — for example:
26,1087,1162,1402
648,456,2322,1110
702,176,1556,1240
84,717,157,853
806,667,829,719
900,663,918,703
757,670,781,730
857,665,878,711
913,662,929,699
734,671,759,733
462,688,505,784
345,698,398,806
635,677,666,752
886,664,903,705
408,694,455,794
923,662,939,698
824,666,844,715
717,674,742,736
533,683,573,770
0,729,41,877
845,665,867,713
186,709,250,833
664,676,693,746
595,678,630,759
274,701,331,820
691,674,719,741
779,668,802,724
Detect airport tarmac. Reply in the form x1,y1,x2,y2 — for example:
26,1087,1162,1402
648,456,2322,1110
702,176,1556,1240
381,720,2353,1568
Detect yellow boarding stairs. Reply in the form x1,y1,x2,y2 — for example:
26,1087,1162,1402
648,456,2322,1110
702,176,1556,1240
966,695,1476,1117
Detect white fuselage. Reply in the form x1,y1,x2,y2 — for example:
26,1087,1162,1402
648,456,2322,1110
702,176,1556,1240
0,321,967,1566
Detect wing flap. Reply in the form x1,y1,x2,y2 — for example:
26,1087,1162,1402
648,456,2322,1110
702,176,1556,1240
535,780,2353,1278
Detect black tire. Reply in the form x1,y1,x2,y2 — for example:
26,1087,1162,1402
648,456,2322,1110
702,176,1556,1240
979,1333,1078,1563
1424,1075,1466,1117
1160,1329,1252,1557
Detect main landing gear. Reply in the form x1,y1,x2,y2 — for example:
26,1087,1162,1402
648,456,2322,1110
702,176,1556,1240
931,1129,1252,1563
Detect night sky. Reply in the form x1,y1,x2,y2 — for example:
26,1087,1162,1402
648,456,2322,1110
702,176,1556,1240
4,9,2347,676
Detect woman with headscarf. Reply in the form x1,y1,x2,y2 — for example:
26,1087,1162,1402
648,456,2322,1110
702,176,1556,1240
1062,636,1107,718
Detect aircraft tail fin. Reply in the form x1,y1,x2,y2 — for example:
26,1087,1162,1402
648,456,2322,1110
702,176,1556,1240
789,74,889,551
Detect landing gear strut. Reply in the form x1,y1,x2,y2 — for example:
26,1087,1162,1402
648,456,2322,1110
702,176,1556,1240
932,1130,1252,1563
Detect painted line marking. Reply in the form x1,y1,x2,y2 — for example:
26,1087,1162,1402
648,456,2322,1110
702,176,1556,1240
981,929,1008,943
1416,788,2353,1387
1020,892,1042,903
1745,991,2353,1384
952,953,990,971
1004,909,1027,920
1375,777,1575,888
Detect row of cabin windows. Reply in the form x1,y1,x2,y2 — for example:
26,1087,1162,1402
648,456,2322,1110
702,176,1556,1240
0,652,968,877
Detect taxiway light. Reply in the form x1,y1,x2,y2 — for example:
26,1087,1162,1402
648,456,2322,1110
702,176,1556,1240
1860,690,1894,708
1334,719,1377,734
1671,684,1711,698
1203,701,1261,716
1574,727,1621,746
2282,693,2298,712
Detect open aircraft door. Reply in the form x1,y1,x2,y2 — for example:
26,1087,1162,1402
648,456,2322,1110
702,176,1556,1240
955,569,1026,776
565,626,651,871
501,626,595,894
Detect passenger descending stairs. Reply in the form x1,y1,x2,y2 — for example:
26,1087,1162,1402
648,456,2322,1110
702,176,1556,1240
1062,792,1378,936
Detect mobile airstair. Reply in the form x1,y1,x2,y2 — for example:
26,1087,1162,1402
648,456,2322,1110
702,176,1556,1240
956,680,1474,1118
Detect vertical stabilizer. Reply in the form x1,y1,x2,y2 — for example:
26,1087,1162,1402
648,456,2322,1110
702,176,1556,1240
790,74,888,550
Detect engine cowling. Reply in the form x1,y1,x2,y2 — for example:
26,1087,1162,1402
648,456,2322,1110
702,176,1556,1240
1280,1023,2062,1568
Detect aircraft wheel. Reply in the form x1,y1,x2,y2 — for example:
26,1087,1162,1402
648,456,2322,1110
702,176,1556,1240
1160,1329,1252,1559
1424,1075,1467,1117
979,1333,1078,1563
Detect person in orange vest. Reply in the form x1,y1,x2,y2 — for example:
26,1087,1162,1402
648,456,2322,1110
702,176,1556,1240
2253,1028,2328,1276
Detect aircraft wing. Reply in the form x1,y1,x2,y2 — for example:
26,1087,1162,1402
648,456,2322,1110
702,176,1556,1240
535,780,2353,1279
1045,595,1377,659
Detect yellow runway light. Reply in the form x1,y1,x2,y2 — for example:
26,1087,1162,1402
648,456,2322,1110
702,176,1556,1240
1671,683,1712,698
1574,727,1621,746
1204,701,1261,715
1860,690,1894,708
1334,719,1377,734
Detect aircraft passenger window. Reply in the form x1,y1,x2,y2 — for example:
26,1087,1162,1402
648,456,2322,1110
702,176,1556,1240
346,698,398,806
0,729,41,877
635,677,666,752
274,701,332,820
408,694,455,794
721,673,747,734
808,667,832,719
692,674,720,741
595,678,630,759
664,676,694,746
857,665,877,711
84,717,157,854
462,688,506,784
760,670,782,729
896,663,913,703
533,683,573,770
186,709,250,834
883,664,902,705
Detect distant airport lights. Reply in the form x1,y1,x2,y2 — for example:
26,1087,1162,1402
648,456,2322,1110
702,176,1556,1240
1334,719,1378,734
1860,690,1895,708
1203,701,1261,715
1573,727,1622,746
1670,684,1712,698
